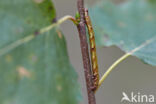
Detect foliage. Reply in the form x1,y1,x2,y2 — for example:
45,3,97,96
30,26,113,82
0,0,80,104
89,0,156,66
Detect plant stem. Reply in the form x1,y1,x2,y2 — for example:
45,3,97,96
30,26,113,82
0,15,74,57
77,0,96,104
98,53,131,89
40,15,78,33
97,37,156,91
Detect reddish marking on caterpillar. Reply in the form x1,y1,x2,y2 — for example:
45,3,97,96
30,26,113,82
84,9,99,91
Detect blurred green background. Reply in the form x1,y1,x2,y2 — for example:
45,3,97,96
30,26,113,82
53,0,156,104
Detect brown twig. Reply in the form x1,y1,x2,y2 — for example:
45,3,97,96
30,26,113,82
77,0,96,104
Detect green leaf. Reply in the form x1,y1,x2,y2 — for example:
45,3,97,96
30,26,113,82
89,0,156,66
0,0,81,104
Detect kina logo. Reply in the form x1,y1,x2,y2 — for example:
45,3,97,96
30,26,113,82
121,92,155,103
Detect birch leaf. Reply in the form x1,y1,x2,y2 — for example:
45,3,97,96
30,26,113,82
0,0,80,103
89,0,156,66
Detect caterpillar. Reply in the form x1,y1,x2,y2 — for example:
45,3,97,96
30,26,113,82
84,9,99,91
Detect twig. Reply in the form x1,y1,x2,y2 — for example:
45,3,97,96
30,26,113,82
77,0,96,104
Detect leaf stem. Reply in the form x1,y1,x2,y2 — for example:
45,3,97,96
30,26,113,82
98,53,131,89
0,15,77,57
40,15,78,33
96,37,156,92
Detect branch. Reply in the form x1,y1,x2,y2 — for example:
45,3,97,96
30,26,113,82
77,0,96,104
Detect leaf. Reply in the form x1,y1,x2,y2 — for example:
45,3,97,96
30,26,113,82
89,0,156,66
0,0,81,104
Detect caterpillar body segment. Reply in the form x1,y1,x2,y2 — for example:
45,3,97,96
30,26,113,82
84,9,99,91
